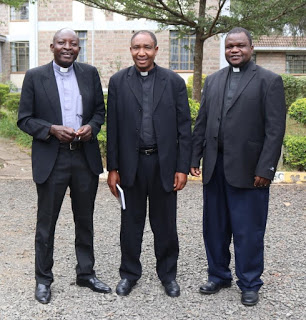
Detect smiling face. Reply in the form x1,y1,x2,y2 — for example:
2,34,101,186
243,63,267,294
130,32,158,72
225,32,254,68
50,29,80,68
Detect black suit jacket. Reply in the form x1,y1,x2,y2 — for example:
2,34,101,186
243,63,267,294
18,61,105,184
191,61,286,189
107,65,192,192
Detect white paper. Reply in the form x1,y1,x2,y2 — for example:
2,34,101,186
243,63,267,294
116,184,126,210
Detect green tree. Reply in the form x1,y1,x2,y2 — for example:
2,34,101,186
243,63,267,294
76,0,305,101
0,0,28,6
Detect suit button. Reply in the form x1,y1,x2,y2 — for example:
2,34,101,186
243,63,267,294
136,148,139,152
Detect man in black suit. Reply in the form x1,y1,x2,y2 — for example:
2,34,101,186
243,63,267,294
107,30,192,297
18,28,111,304
191,27,286,306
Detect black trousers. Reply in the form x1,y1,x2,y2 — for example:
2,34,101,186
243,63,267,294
35,146,99,285
120,153,178,283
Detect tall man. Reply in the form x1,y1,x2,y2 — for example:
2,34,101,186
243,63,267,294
18,28,111,304
191,27,286,306
107,30,192,297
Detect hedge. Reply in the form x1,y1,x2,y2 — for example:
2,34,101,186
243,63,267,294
0,84,10,105
186,74,207,99
283,135,306,171
288,98,306,125
3,92,21,113
281,75,306,111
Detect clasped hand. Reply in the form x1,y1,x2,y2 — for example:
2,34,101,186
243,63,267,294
50,124,92,142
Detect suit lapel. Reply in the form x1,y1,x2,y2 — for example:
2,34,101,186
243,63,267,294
218,67,230,114
127,66,142,107
228,61,256,110
153,66,167,112
42,62,62,124
74,62,89,122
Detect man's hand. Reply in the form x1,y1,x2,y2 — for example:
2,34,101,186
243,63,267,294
254,176,271,187
107,170,120,197
76,125,92,142
173,172,187,191
49,125,76,142
190,167,201,177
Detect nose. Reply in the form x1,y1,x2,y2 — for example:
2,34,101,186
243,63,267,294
231,46,240,52
138,47,146,56
63,41,72,50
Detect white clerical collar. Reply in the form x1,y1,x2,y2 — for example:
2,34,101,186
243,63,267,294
140,71,148,77
53,61,73,73
233,67,240,72
60,67,69,73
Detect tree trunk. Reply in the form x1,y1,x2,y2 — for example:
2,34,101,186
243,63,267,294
192,30,205,102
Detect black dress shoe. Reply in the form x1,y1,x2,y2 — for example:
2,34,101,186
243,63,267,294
241,290,259,306
162,280,180,297
35,283,51,304
76,277,112,293
199,281,231,294
116,279,137,296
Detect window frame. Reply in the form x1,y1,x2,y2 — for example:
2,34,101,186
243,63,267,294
76,31,88,64
10,2,29,21
169,31,195,72
10,41,29,73
286,53,306,74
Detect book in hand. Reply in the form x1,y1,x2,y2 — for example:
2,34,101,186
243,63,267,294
116,184,126,210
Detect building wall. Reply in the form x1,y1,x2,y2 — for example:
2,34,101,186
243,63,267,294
0,4,10,82
38,0,72,21
255,52,286,74
1,0,305,89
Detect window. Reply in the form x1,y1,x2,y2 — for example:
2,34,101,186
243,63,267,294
286,54,306,74
170,31,195,71
11,42,29,72
10,2,29,21
77,31,87,63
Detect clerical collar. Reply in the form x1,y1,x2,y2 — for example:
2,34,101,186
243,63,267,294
233,67,240,72
53,61,74,73
135,64,157,77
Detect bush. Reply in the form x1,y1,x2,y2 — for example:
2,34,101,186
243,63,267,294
3,93,21,113
189,98,200,127
288,98,306,125
283,135,306,171
186,74,207,99
281,75,306,111
97,124,107,159
0,84,10,105
0,109,32,148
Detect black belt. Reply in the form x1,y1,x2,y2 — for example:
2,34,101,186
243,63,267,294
139,147,158,155
60,141,83,151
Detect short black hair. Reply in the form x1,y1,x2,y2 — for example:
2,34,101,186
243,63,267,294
131,30,158,47
226,27,253,46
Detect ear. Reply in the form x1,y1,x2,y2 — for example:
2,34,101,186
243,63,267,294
155,46,159,55
50,44,54,53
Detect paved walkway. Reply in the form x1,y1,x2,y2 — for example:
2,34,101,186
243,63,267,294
0,137,32,179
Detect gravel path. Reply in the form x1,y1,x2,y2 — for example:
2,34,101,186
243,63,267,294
0,178,305,320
